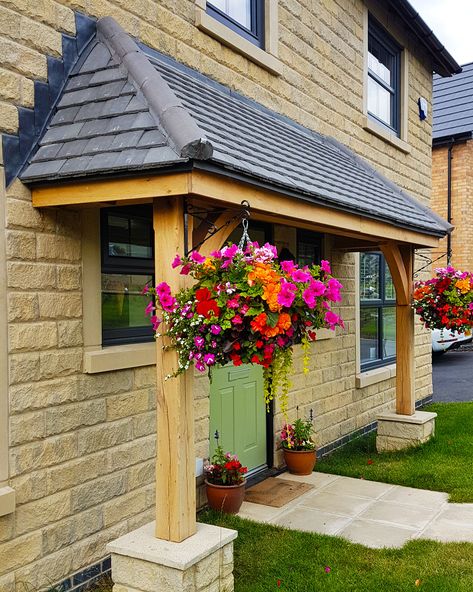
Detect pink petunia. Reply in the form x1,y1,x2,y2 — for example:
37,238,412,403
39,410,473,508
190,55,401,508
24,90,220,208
227,298,240,309
325,278,343,302
291,269,311,283
151,315,161,331
302,288,316,309
204,353,216,366
210,324,222,335
320,260,331,274
194,336,205,349
171,254,182,268
156,282,171,297
145,301,155,316
325,310,342,329
280,260,297,274
195,361,206,372
310,279,326,296
159,293,177,312
190,251,206,263
222,244,239,259
278,281,297,307
141,285,149,295
180,264,191,275
231,315,243,325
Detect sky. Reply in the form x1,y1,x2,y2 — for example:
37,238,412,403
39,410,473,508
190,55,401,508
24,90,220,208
409,0,473,65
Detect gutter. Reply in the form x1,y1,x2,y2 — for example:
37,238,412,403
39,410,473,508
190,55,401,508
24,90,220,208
387,0,461,77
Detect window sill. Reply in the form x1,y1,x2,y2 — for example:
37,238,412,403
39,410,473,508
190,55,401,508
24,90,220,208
195,7,283,76
0,486,15,516
363,117,411,154
356,363,396,389
84,342,156,374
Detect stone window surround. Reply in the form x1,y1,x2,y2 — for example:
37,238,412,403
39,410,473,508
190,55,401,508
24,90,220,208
83,209,335,374
354,253,396,388
362,4,411,154
194,0,283,75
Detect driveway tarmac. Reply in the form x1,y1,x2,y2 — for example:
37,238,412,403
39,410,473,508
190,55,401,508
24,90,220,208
432,350,473,402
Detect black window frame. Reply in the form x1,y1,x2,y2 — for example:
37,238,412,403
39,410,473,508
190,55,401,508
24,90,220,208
207,0,265,48
100,206,155,347
296,229,323,266
360,252,396,371
367,16,402,136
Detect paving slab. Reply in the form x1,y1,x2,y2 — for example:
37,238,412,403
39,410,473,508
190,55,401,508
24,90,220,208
274,506,352,535
338,518,417,548
237,472,473,548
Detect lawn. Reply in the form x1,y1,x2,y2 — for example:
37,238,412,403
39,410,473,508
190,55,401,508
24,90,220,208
316,402,473,503
202,510,473,592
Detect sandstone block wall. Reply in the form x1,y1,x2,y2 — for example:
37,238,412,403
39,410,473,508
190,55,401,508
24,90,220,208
0,0,435,589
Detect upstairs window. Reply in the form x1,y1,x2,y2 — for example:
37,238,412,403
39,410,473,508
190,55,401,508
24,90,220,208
367,17,401,135
101,206,154,346
207,0,265,47
360,252,396,370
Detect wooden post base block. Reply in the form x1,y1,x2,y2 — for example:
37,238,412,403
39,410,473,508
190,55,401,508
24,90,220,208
107,521,237,592
376,411,437,452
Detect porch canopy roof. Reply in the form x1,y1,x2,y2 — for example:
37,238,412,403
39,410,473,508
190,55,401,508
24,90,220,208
21,17,450,248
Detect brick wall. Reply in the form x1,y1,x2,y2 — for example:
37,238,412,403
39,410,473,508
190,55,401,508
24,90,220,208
0,1,436,590
432,141,473,270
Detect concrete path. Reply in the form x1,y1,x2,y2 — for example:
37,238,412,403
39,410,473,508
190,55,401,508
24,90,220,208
238,472,473,548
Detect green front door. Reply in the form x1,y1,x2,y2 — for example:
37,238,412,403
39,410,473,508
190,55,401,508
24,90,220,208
210,364,267,474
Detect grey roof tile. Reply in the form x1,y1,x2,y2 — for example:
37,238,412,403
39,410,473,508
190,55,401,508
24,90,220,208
59,156,92,175
50,106,81,126
89,67,126,86
56,139,90,158
33,144,62,161
98,95,134,118
113,148,147,168
111,130,144,150
84,135,116,154
138,129,166,147
79,118,110,137
86,151,120,172
125,95,148,113
75,101,106,122
66,73,94,91
41,122,84,145
80,42,112,73
22,160,67,177
143,146,181,165
59,87,98,108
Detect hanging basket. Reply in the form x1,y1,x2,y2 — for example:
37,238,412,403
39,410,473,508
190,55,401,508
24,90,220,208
413,266,473,332
144,242,344,413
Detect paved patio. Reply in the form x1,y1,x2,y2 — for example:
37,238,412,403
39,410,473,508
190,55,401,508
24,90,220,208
238,472,473,548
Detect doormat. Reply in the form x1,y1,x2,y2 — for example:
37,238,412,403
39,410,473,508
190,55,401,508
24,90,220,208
245,477,314,507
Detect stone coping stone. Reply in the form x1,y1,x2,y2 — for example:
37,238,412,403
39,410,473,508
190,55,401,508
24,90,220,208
107,522,237,571
377,411,437,425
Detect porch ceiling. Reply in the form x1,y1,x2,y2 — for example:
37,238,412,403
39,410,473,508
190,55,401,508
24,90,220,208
20,17,449,247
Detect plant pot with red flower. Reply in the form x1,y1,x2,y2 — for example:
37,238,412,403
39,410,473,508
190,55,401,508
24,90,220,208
280,415,317,476
204,445,247,514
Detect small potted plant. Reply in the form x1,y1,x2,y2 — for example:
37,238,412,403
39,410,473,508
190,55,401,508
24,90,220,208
280,413,316,475
204,444,248,514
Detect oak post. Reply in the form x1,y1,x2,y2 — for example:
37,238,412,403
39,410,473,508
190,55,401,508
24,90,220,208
153,196,196,542
381,243,415,416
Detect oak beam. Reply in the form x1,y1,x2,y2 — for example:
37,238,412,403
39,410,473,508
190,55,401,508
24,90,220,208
382,243,415,416
153,196,196,542
32,173,190,207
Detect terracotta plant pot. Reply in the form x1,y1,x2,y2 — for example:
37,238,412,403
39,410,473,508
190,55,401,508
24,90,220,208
205,479,246,514
283,448,317,475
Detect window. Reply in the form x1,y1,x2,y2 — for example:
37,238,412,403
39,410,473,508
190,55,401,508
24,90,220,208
207,0,264,47
101,206,154,346
367,17,401,135
296,230,323,267
360,252,396,370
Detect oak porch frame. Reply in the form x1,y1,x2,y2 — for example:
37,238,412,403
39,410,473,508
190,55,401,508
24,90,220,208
31,169,439,542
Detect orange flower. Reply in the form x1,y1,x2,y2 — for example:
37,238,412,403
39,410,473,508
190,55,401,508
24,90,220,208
277,312,292,331
455,278,471,294
248,263,280,286
251,312,268,333
262,282,282,312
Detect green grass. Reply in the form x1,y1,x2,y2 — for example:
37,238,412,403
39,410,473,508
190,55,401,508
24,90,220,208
202,510,473,591
316,402,473,503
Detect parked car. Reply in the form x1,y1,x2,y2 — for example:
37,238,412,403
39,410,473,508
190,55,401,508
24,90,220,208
432,328,472,354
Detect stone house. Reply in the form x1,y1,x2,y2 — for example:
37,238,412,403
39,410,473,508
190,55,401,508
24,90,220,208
432,62,473,270
0,1,459,591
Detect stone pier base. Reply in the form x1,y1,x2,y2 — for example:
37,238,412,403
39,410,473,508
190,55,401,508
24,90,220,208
376,410,437,452
107,522,237,592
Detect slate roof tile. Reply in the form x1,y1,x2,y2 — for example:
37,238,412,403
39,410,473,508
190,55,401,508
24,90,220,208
56,139,90,158
433,63,473,140
80,43,113,73
41,122,85,145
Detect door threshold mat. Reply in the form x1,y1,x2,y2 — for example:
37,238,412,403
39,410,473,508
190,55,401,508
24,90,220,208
245,477,314,507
